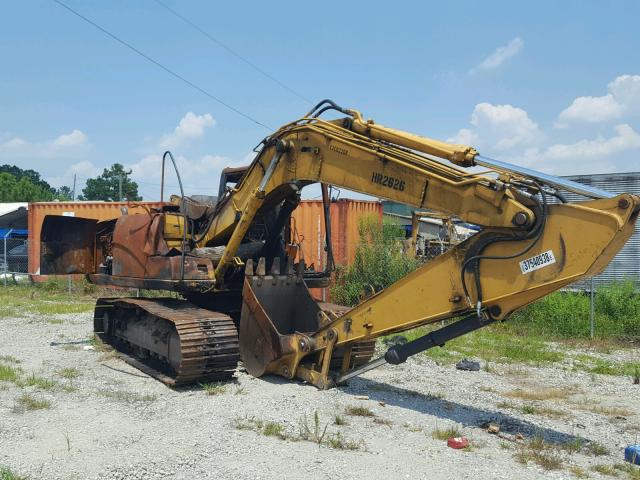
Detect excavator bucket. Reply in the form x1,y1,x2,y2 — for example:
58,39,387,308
239,257,322,377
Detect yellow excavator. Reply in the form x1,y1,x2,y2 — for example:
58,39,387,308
41,100,639,389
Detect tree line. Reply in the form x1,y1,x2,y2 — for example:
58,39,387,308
0,164,141,202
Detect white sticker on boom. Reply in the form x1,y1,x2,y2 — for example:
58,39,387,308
520,250,556,274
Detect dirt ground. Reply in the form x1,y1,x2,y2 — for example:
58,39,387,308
1,311,639,480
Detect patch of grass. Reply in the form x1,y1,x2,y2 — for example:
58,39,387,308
14,393,52,412
262,421,285,438
585,441,610,457
373,417,392,426
569,466,589,478
20,374,58,390
200,382,226,396
515,435,564,471
518,403,568,419
479,385,497,393
334,414,348,426
0,283,98,320
234,386,246,395
326,432,362,450
614,463,640,480
403,422,423,432
570,398,632,417
0,355,20,364
0,364,20,383
299,411,328,445
97,390,156,403
0,466,28,480
234,417,291,441
514,434,568,470
431,425,460,440
573,355,640,378
590,464,618,477
406,322,565,365
497,400,517,410
345,405,375,417
504,386,577,401
57,368,80,379
562,436,585,455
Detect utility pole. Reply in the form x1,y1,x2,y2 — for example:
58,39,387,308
590,277,595,339
69,173,76,294
118,175,123,201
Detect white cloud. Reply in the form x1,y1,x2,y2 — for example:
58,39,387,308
470,37,523,74
53,129,88,148
45,160,102,190
1,137,28,149
451,98,640,175
502,125,640,175
448,103,540,150
556,74,640,126
543,123,640,161
159,112,216,149
0,129,90,162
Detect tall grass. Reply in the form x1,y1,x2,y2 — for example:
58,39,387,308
508,281,640,341
330,216,419,306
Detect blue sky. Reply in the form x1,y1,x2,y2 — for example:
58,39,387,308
1,0,639,200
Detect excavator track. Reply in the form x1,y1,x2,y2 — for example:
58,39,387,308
94,297,240,386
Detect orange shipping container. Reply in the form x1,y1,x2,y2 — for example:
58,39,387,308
28,201,163,276
290,198,382,271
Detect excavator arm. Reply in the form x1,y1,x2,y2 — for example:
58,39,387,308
215,100,639,388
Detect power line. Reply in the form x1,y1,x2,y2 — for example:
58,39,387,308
153,0,313,105
53,0,273,131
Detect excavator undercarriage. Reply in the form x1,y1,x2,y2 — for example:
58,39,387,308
40,100,640,390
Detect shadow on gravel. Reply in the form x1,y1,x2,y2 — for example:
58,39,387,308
343,377,583,445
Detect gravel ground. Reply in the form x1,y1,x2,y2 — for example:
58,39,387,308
1,312,638,480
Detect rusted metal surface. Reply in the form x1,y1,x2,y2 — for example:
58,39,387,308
40,216,97,274
28,201,163,277
291,199,382,269
94,297,239,386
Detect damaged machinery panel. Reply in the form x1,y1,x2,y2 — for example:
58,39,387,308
40,215,97,275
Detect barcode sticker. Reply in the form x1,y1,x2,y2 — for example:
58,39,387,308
520,250,556,274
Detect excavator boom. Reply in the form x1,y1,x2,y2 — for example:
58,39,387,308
40,100,639,388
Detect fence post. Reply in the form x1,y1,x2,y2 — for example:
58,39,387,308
3,234,6,287
589,277,595,339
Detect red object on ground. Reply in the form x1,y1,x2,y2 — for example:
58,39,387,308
447,437,470,449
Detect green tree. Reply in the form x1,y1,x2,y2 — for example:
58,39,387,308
81,163,142,201
330,216,420,306
0,172,54,202
12,176,54,201
53,185,73,201
0,172,17,202
0,164,52,192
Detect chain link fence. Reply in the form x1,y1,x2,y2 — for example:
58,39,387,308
1,236,29,285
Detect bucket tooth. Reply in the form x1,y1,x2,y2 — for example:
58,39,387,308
257,257,266,276
286,256,294,276
245,258,254,276
270,257,281,276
